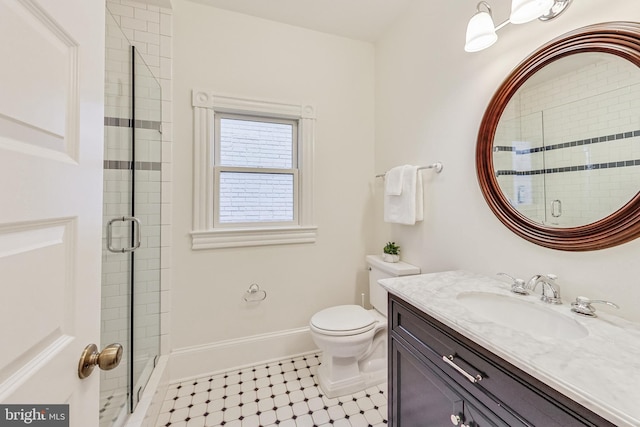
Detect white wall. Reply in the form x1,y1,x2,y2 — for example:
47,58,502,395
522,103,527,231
170,0,375,378
375,0,640,322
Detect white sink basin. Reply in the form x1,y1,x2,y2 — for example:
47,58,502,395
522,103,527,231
456,292,588,340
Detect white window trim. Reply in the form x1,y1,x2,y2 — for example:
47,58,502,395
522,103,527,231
191,90,317,249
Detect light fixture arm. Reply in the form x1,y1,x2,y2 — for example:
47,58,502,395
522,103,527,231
475,0,509,30
476,1,510,31
495,20,510,32
464,0,573,52
496,19,511,31
476,1,493,15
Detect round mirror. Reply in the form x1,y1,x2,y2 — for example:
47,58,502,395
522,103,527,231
477,22,640,251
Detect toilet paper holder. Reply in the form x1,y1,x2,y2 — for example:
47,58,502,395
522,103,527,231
243,283,267,302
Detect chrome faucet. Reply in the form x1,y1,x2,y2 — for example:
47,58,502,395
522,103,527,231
527,273,562,304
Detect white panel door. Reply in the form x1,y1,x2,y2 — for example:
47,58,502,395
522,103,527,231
0,0,105,425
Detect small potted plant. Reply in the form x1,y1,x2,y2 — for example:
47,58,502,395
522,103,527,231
383,241,400,263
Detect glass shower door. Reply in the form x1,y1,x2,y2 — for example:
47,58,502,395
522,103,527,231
131,46,162,409
101,9,162,425
101,10,133,426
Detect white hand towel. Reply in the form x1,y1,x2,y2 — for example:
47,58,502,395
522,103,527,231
384,165,407,196
384,166,424,225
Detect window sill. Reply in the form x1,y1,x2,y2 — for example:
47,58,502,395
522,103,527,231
191,226,318,250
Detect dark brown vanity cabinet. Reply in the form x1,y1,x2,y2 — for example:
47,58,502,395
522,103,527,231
391,337,510,427
388,295,615,427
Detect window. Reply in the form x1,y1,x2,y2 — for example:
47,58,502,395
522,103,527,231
191,91,317,249
215,115,297,226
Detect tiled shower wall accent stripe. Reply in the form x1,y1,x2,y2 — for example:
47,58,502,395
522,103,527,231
496,159,640,176
104,160,162,171
495,128,640,176
104,117,163,171
494,128,640,154
105,116,162,131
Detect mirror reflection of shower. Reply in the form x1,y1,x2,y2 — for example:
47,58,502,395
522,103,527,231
101,8,162,426
493,53,640,228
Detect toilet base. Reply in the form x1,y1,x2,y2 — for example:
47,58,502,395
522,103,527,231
317,357,387,398
311,308,389,398
317,334,387,398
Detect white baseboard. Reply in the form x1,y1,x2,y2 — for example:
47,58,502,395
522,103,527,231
169,326,317,383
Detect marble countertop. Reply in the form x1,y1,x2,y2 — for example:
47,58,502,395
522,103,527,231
378,270,640,427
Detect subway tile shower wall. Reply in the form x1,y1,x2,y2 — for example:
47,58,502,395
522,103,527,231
493,55,640,226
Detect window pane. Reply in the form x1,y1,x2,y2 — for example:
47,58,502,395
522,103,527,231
219,172,294,223
220,118,293,168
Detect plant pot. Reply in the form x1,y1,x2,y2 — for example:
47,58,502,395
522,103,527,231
382,253,400,263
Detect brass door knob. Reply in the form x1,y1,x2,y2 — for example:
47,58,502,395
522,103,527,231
78,343,123,379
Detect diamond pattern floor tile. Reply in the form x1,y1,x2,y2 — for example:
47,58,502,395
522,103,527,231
156,353,388,427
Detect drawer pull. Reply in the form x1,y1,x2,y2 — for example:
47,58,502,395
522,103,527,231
443,355,483,384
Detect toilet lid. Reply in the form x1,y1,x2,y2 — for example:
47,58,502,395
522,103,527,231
310,305,376,335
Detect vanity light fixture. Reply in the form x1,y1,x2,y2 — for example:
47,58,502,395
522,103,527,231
464,0,573,52
510,0,554,24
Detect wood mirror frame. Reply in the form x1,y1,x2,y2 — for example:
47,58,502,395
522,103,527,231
476,22,640,251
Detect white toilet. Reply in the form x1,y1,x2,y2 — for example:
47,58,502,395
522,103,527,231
309,255,420,398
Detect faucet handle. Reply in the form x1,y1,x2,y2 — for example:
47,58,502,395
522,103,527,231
497,272,529,295
571,296,619,317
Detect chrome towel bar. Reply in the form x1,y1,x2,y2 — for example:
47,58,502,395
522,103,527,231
375,162,443,178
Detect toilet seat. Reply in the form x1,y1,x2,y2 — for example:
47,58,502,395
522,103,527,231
310,305,376,336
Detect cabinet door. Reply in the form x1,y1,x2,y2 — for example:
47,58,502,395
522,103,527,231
390,336,507,427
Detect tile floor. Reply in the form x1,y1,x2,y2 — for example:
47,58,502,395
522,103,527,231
156,353,388,427
99,392,127,426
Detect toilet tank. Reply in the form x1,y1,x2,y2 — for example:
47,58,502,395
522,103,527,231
366,255,420,316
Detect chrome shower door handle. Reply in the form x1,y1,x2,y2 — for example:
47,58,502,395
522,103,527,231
551,199,562,218
107,216,142,253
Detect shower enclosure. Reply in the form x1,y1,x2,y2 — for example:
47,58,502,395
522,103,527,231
101,9,162,426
